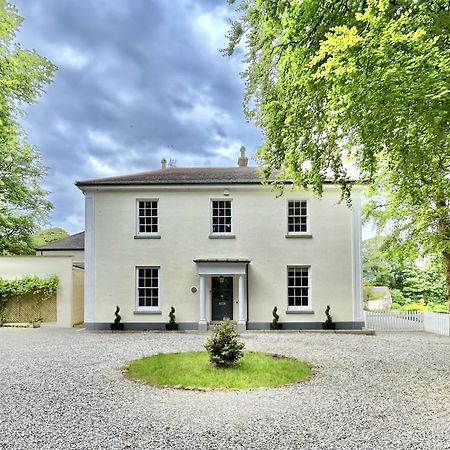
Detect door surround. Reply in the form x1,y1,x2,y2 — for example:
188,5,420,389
194,259,250,332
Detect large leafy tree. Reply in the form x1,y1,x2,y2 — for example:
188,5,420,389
31,227,68,249
362,236,399,287
227,0,450,309
0,0,56,255
362,236,447,310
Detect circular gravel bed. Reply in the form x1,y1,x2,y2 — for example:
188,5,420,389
0,328,449,450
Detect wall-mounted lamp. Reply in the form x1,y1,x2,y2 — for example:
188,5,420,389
223,189,229,197
219,275,225,283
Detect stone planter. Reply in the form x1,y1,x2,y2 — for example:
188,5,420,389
110,323,124,331
165,323,179,331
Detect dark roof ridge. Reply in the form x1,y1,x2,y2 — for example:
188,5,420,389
76,166,263,187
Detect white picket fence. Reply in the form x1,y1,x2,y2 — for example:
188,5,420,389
364,311,423,331
364,311,450,336
423,312,450,336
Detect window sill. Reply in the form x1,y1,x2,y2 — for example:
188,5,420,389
134,234,161,239
285,309,314,314
285,234,312,239
209,234,236,239
133,310,162,315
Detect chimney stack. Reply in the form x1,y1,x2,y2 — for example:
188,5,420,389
237,146,248,167
161,158,167,169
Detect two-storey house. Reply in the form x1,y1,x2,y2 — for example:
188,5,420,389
76,148,363,331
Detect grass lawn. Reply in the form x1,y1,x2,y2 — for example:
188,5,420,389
127,351,311,390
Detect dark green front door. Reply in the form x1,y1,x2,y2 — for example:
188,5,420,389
212,276,233,321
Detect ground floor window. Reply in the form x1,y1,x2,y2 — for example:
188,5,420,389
287,266,310,309
136,267,159,309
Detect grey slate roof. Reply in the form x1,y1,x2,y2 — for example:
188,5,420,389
75,167,266,187
75,165,356,189
36,231,85,251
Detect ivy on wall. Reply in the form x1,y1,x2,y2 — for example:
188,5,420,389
0,275,59,303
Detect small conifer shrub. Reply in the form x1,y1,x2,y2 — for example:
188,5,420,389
322,305,335,330
270,306,282,330
165,306,178,330
169,306,176,324
114,306,121,324
111,305,124,331
272,306,279,324
204,318,245,367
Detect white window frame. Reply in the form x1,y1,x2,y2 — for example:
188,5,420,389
136,199,160,236
210,199,233,235
136,266,160,311
287,265,311,311
286,200,309,235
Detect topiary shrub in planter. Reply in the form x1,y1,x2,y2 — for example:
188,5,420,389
165,306,179,330
322,305,336,330
270,306,283,330
110,306,124,331
204,318,245,367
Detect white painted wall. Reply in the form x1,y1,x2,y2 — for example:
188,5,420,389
0,256,74,327
84,185,361,326
36,249,85,264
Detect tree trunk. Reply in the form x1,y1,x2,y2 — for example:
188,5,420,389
437,200,450,312
442,250,450,312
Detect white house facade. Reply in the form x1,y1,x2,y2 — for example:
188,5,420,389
76,150,363,331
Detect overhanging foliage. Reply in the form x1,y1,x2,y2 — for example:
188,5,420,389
227,0,450,307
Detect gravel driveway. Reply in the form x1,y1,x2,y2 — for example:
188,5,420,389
0,328,449,450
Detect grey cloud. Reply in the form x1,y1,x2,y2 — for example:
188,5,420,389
14,0,261,232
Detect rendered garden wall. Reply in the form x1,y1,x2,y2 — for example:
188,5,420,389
0,256,76,327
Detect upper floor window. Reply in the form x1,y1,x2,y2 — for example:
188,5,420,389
287,266,310,309
137,200,158,235
287,200,308,234
136,266,159,310
211,200,232,234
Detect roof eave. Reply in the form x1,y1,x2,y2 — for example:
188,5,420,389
75,180,364,190
75,181,268,188
36,247,84,251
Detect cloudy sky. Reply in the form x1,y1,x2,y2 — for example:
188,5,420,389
13,0,261,234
